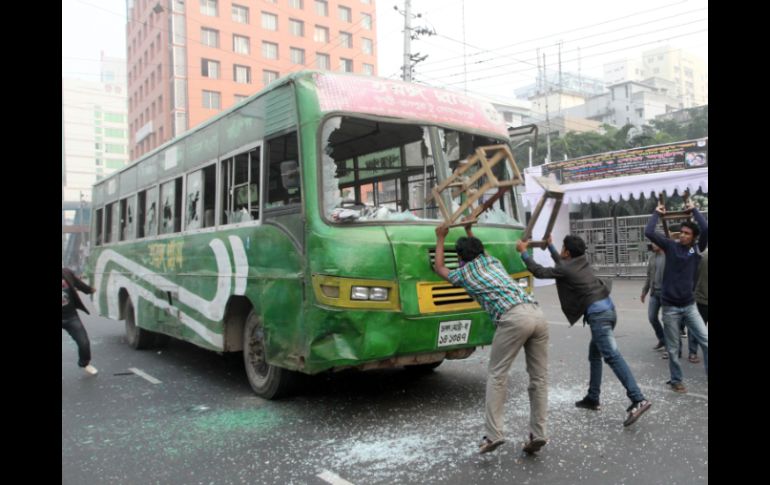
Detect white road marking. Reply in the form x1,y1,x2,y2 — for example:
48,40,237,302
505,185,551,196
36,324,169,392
128,367,162,385
317,469,355,485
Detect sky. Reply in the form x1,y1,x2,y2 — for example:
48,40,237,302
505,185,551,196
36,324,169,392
62,0,707,99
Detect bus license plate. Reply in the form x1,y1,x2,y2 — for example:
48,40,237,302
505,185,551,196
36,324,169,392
437,320,471,347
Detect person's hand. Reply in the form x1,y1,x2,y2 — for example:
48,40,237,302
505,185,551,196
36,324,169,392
516,239,529,253
655,203,666,215
641,292,646,303
435,225,449,238
546,234,553,246
460,216,474,234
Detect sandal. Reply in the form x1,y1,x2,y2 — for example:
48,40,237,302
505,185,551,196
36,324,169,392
479,436,505,454
688,354,701,364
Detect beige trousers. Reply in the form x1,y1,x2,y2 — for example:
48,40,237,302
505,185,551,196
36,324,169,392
484,303,549,442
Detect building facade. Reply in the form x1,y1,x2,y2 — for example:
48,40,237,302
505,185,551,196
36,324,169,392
127,0,378,161
62,57,129,204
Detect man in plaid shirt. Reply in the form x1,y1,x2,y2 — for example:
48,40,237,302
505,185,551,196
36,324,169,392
434,224,549,455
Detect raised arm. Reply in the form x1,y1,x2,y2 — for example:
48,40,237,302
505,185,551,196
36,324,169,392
546,235,561,264
517,239,564,280
645,204,671,250
691,206,708,251
434,226,451,281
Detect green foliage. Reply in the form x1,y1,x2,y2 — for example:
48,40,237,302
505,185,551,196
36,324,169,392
526,106,708,163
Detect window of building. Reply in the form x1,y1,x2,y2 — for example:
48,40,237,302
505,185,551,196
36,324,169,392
315,0,328,16
105,128,125,138
290,47,305,65
262,41,278,59
201,58,220,79
105,144,126,154
160,177,183,234
362,37,372,54
363,63,374,75
340,32,352,48
316,53,330,70
232,4,249,23
266,132,301,209
361,13,372,29
234,94,249,103
233,35,250,54
339,58,353,72
200,0,218,17
263,70,279,85
202,90,222,109
105,113,126,123
262,12,278,30
221,146,261,224
314,25,329,43
289,18,304,36
338,6,351,22
289,0,303,8
234,64,252,83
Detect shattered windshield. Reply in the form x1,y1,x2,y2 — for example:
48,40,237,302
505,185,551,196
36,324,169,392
321,116,523,226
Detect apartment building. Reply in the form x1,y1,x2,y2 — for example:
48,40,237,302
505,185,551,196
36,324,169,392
127,0,377,161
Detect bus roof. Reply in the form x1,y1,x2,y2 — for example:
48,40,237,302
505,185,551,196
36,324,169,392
95,71,508,191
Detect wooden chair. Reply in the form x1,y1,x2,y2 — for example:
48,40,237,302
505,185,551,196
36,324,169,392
427,144,524,228
522,175,565,249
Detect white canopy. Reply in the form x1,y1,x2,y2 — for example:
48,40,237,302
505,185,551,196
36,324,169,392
522,166,708,207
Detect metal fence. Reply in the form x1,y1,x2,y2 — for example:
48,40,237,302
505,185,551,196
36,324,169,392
571,211,708,277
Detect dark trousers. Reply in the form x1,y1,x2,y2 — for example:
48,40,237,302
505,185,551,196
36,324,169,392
62,314,91,367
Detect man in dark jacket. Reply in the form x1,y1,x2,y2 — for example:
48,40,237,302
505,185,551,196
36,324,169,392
645,202,708,393
62,267,98,375
517,235,651,427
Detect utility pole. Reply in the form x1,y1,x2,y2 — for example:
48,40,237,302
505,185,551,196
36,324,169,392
543,52,552,164
402,0,413,81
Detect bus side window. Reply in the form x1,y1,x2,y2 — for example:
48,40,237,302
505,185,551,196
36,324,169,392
221,146,260,224
266,132,300,208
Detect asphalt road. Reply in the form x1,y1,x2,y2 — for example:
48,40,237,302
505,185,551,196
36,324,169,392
62,279,707,485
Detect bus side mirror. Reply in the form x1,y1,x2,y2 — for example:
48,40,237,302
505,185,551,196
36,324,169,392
280,161,299,189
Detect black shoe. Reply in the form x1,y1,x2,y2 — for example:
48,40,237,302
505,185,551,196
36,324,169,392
653,341,665,351
623,399,652,427
575,396,601,410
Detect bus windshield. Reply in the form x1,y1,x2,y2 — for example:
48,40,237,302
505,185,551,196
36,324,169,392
321,115,523,226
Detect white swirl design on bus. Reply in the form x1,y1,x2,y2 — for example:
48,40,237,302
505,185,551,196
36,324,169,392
93,238,249,349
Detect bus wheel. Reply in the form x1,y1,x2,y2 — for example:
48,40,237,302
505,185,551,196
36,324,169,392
124,299,155,350
404,360,444,374
243,310,296,399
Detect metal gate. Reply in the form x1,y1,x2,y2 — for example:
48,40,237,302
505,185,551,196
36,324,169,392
570,212,708,277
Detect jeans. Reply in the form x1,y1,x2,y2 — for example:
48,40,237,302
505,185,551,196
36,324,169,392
647,291,665,342
62,313,92,367
585,308,645,404
688,303,709,356
485,303,549,442
662,304,708,384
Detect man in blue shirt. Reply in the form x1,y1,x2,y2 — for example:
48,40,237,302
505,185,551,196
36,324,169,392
434,224,549,455
645,201,708,393
518,235,651,427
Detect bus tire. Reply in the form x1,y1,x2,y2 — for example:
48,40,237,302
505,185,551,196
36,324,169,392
124,299,155,350
243,310,297,399
404,360,444,373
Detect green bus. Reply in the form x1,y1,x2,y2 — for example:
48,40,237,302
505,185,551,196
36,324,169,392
86,71,533,399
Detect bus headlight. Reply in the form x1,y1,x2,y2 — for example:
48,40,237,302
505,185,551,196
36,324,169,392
312,275,399,310
351,286,390,301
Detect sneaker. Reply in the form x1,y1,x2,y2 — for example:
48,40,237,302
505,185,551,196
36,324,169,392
478,436,505,454
522,433,548,454
653,341,666,351
666,380,687,393
661,352,669,359
84,364,98,375
688,354,701,364
623,400,652,427
574,396,601,410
